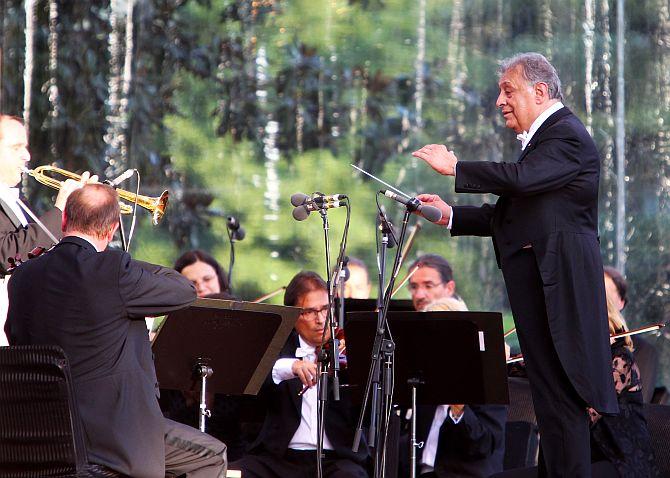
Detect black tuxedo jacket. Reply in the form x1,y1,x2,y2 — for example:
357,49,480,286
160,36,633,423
451,106,617,413
0,198,62,274
5,236,196,478
248,331,369,465
414,404,506,478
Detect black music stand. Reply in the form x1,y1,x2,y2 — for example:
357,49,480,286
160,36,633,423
152,298,300,432
345,311,509,477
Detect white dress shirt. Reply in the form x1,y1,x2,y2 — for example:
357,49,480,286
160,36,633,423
448,101,565,230
419,405,464,473
518,101,564,150
272,335,334,451
0,185,28,227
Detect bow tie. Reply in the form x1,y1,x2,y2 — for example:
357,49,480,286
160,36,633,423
295,346,316,359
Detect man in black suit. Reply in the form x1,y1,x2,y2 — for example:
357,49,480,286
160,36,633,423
411,53,617,477
5,183,226,478
235,271,369,478
405,254,506,478
0,115,90,345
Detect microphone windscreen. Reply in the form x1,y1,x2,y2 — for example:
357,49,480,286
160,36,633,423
233,227,246,241
290,193,309,207
292,206,310,221
420,205,443,223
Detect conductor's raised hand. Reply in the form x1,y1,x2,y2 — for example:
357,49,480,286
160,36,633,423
412,144,458,176
416,193,452,226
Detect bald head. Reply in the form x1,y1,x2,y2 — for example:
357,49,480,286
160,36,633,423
63,184,120,239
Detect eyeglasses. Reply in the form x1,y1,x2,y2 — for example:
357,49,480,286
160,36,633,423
408,281,444,293
300,304,330,320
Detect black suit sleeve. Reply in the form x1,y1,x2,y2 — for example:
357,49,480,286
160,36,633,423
118,255,197,319
451,204,495,237
437,405,506,460
0,207,62,272
455,125,583,197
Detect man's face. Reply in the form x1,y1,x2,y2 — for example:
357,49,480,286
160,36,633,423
295,289,330,347
0,119,30,187
408,266,456,311
344,265,372,299
495,65,540,134
604,273,625,312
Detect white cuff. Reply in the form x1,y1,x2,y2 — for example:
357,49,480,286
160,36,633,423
272,358,299,384
446,206,454,230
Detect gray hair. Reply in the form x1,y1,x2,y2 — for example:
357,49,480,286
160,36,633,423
498,52,563,101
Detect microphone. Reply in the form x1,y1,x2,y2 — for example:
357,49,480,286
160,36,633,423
377,207,397,248
290,192,348,207
292,200,347,221
226,215,245,241
381,190,442,223
107,169,136,188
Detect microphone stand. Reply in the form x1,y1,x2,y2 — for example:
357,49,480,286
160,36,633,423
315,207,340,478
352,203,413,478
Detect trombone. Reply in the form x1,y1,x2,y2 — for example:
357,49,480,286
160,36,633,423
24,165,169,226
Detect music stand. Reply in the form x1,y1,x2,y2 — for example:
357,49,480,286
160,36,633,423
345,311,508,477
152,298,300,432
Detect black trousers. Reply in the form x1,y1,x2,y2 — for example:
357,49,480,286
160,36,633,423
502,249,591,478
234,449,369,478
164,418,228,478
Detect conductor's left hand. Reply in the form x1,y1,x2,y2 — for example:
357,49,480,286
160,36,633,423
412,144,458,176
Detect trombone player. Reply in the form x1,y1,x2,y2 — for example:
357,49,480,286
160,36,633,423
0,114,93,344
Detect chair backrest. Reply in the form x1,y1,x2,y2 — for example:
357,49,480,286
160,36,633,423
506,377,536,424
0,345,88,477
643,403,670,476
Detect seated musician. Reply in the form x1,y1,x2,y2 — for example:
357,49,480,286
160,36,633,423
160,250,247,461
174,249,235,298
234,270,369,478
587,289,659,477
5,183,227,478
404,254,506,478
343,257,372,299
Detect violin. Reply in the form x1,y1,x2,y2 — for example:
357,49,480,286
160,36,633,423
5,246,48,274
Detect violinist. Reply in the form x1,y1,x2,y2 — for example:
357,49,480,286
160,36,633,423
234,271,369,478
587,290,659,477
0,115,92,345
403,254,506,478
343,257,372,299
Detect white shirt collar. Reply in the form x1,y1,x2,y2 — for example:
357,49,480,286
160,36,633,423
518,101,564,150
295,335,316,358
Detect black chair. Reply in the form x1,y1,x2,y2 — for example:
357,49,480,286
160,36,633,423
0,345,126,477
643,403,670,477
503,377,538,469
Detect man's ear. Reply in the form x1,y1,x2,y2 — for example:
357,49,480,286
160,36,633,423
445,280,456,297
535,82,550,103
107,222,119,242
61,211,67,233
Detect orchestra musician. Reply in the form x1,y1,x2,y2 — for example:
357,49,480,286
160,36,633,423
5,183,227,478
234,271,369,478
404,254,506,478
174,249,234,299
0,115,93,344
412,53,617,477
